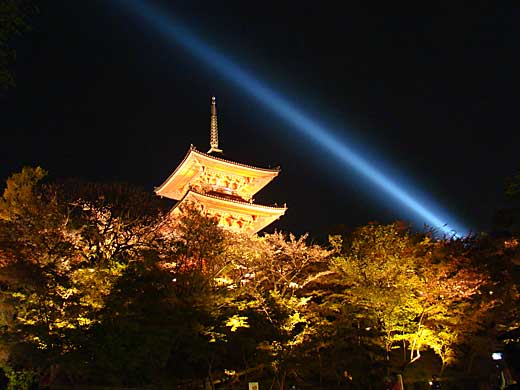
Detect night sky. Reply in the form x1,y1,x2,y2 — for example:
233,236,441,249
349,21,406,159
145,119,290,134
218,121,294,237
2,1,519,237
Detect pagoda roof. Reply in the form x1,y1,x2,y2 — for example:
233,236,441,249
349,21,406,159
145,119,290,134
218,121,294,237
155,146,281,200
171,189,287,234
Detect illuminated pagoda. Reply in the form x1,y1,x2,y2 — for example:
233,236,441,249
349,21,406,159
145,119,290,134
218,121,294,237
155,97,286,234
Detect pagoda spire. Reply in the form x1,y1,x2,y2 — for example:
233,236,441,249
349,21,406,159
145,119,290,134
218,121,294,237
155,97,286,234
208,96,223,154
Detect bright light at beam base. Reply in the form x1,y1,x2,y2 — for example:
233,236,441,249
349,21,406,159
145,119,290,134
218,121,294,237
118,0,469,237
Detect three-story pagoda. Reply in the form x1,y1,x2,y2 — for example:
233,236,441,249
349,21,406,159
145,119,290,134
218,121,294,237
155,97,286,234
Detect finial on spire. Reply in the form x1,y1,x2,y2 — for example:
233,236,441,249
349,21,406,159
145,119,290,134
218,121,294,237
208,96,223,154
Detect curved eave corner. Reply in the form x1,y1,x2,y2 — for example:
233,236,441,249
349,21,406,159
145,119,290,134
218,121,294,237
155,147,196,199
194,148,281,174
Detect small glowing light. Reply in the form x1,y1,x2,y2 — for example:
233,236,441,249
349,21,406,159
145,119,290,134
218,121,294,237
504,239,519,248
492,352,503,360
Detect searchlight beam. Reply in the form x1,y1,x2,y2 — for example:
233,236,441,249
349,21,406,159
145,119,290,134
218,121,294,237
118,0,468,237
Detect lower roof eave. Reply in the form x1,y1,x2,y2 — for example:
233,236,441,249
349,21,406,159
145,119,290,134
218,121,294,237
178,189,286,214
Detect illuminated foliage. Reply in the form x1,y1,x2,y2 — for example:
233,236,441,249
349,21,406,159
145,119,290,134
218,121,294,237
0,166,47,221
0,168,518,388
218,232,330,389
160,203,228,292
414,239,495,370
0,169,167,383
0,167,83,374
325,223,501,382
328,224,428,360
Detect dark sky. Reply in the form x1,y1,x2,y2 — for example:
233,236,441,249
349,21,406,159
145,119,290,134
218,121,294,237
2,1,519,237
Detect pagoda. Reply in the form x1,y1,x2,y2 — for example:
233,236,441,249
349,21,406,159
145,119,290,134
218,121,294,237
155,97,286,234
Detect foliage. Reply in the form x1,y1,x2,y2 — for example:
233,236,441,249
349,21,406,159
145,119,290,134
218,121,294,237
0,0,35,88
506,172,520,201
1,365,37,390
416,238,496,370
227,233,329,389
0,168,168,384
328,224,428,360
0,166,81,371
326,223,501,380
0,167,518,389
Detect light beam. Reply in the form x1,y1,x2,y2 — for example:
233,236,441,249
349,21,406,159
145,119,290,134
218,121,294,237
117,0,468,236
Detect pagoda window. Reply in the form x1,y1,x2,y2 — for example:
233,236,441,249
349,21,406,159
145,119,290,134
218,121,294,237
225,215,234,226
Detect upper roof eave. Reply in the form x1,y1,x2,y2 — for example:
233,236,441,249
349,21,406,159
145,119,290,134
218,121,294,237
155,146,281,197
194,148,281,174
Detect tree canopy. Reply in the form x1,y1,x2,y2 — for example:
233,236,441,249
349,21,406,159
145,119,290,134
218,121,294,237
0,0,34,89
0,167,519,389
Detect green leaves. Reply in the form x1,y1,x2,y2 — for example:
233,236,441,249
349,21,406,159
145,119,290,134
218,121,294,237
0,166,47,221
225,314,250,332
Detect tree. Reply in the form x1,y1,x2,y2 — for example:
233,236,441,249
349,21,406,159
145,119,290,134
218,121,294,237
324,223,499,385
0,0,34,88
79,203,234,387
0,167,84,378
0,168,170,384
2,167,515,389
413,238,495,371
218,232,330,389
327,224,428,364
